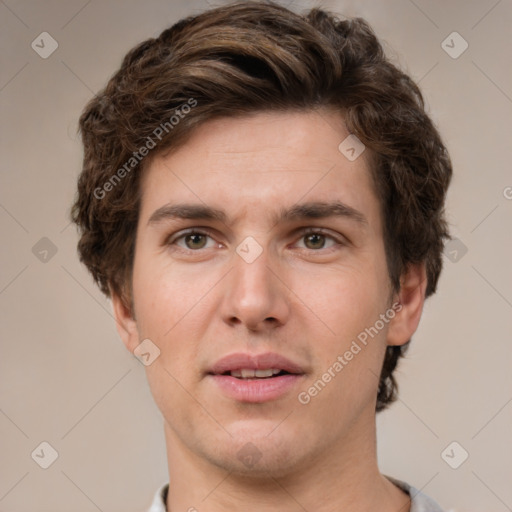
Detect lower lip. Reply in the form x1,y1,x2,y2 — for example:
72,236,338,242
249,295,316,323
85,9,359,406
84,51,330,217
208,374,304,403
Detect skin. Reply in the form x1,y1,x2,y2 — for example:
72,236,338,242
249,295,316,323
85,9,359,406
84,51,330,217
112,109,426,512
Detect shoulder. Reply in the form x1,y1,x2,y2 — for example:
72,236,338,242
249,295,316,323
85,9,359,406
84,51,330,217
386,475,446,512
145,482,169,512
147,479,445,512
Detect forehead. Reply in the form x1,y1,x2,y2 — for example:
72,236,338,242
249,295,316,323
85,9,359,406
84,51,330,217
138,110,379,226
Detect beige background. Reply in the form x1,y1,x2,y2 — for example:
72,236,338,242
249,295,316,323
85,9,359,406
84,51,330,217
1,0,511,510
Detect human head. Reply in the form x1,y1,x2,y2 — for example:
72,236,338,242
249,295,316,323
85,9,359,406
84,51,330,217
71,0,452,412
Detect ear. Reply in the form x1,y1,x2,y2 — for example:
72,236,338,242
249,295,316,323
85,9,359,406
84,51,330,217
386,263,427,347
110,286,140,354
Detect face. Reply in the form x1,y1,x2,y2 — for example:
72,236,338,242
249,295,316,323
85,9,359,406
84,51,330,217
114,110,419,478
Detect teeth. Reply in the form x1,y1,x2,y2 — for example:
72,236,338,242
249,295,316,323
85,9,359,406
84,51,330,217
230,368,282,378
255,369,274,378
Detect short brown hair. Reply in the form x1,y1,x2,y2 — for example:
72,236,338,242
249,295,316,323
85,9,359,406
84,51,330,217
71,1,452,411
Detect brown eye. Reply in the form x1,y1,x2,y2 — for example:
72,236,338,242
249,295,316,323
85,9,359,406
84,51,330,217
168,230,217,251
303,233,327,249
184,233,208,249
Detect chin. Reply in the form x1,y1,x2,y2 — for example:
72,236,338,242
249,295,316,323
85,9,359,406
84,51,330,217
210,449,306,479
202,424,312,479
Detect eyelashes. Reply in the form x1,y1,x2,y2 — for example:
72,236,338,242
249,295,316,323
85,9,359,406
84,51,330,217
295,228,341,250
165,227,346,254
164,228,218,251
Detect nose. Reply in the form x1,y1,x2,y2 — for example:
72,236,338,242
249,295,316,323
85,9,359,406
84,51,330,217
219,246,290,332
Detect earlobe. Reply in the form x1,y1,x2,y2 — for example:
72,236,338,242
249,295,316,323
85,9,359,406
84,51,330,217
110,286,140,353
386,263,427,347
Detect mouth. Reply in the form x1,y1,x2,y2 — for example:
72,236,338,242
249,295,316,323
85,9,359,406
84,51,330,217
206,352,306,403
218,368,294,379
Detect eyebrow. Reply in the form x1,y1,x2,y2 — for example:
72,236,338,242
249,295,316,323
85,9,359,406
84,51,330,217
277,201,367,225
147,200,367,226
148,203,228,225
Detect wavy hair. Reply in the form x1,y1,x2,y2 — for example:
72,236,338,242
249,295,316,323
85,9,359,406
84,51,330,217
71,1,452,411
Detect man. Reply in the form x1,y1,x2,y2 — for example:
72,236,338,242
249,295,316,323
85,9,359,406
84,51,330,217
71,1,452,510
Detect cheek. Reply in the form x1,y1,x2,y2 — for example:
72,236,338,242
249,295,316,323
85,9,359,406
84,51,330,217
131,252,220,389
292,261,388,333
294,269,390,418
132,247,208,337
288,256,391,400
135,264,206,420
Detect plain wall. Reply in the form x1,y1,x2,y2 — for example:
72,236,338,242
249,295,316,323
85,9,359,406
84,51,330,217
1,0,511,510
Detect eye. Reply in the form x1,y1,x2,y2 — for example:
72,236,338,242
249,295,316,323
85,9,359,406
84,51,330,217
294,230,340,251
169,230,218,250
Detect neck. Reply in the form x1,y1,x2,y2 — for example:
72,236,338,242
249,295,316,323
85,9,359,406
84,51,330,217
164,406,410,512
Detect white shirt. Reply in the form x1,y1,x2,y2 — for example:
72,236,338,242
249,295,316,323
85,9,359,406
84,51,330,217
146,476,445,511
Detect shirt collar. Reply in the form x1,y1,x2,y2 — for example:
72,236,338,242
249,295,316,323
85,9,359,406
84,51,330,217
147,478,444,512
147,482,168,512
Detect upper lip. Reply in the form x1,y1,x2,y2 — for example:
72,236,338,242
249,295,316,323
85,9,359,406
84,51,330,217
208,352,306,375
